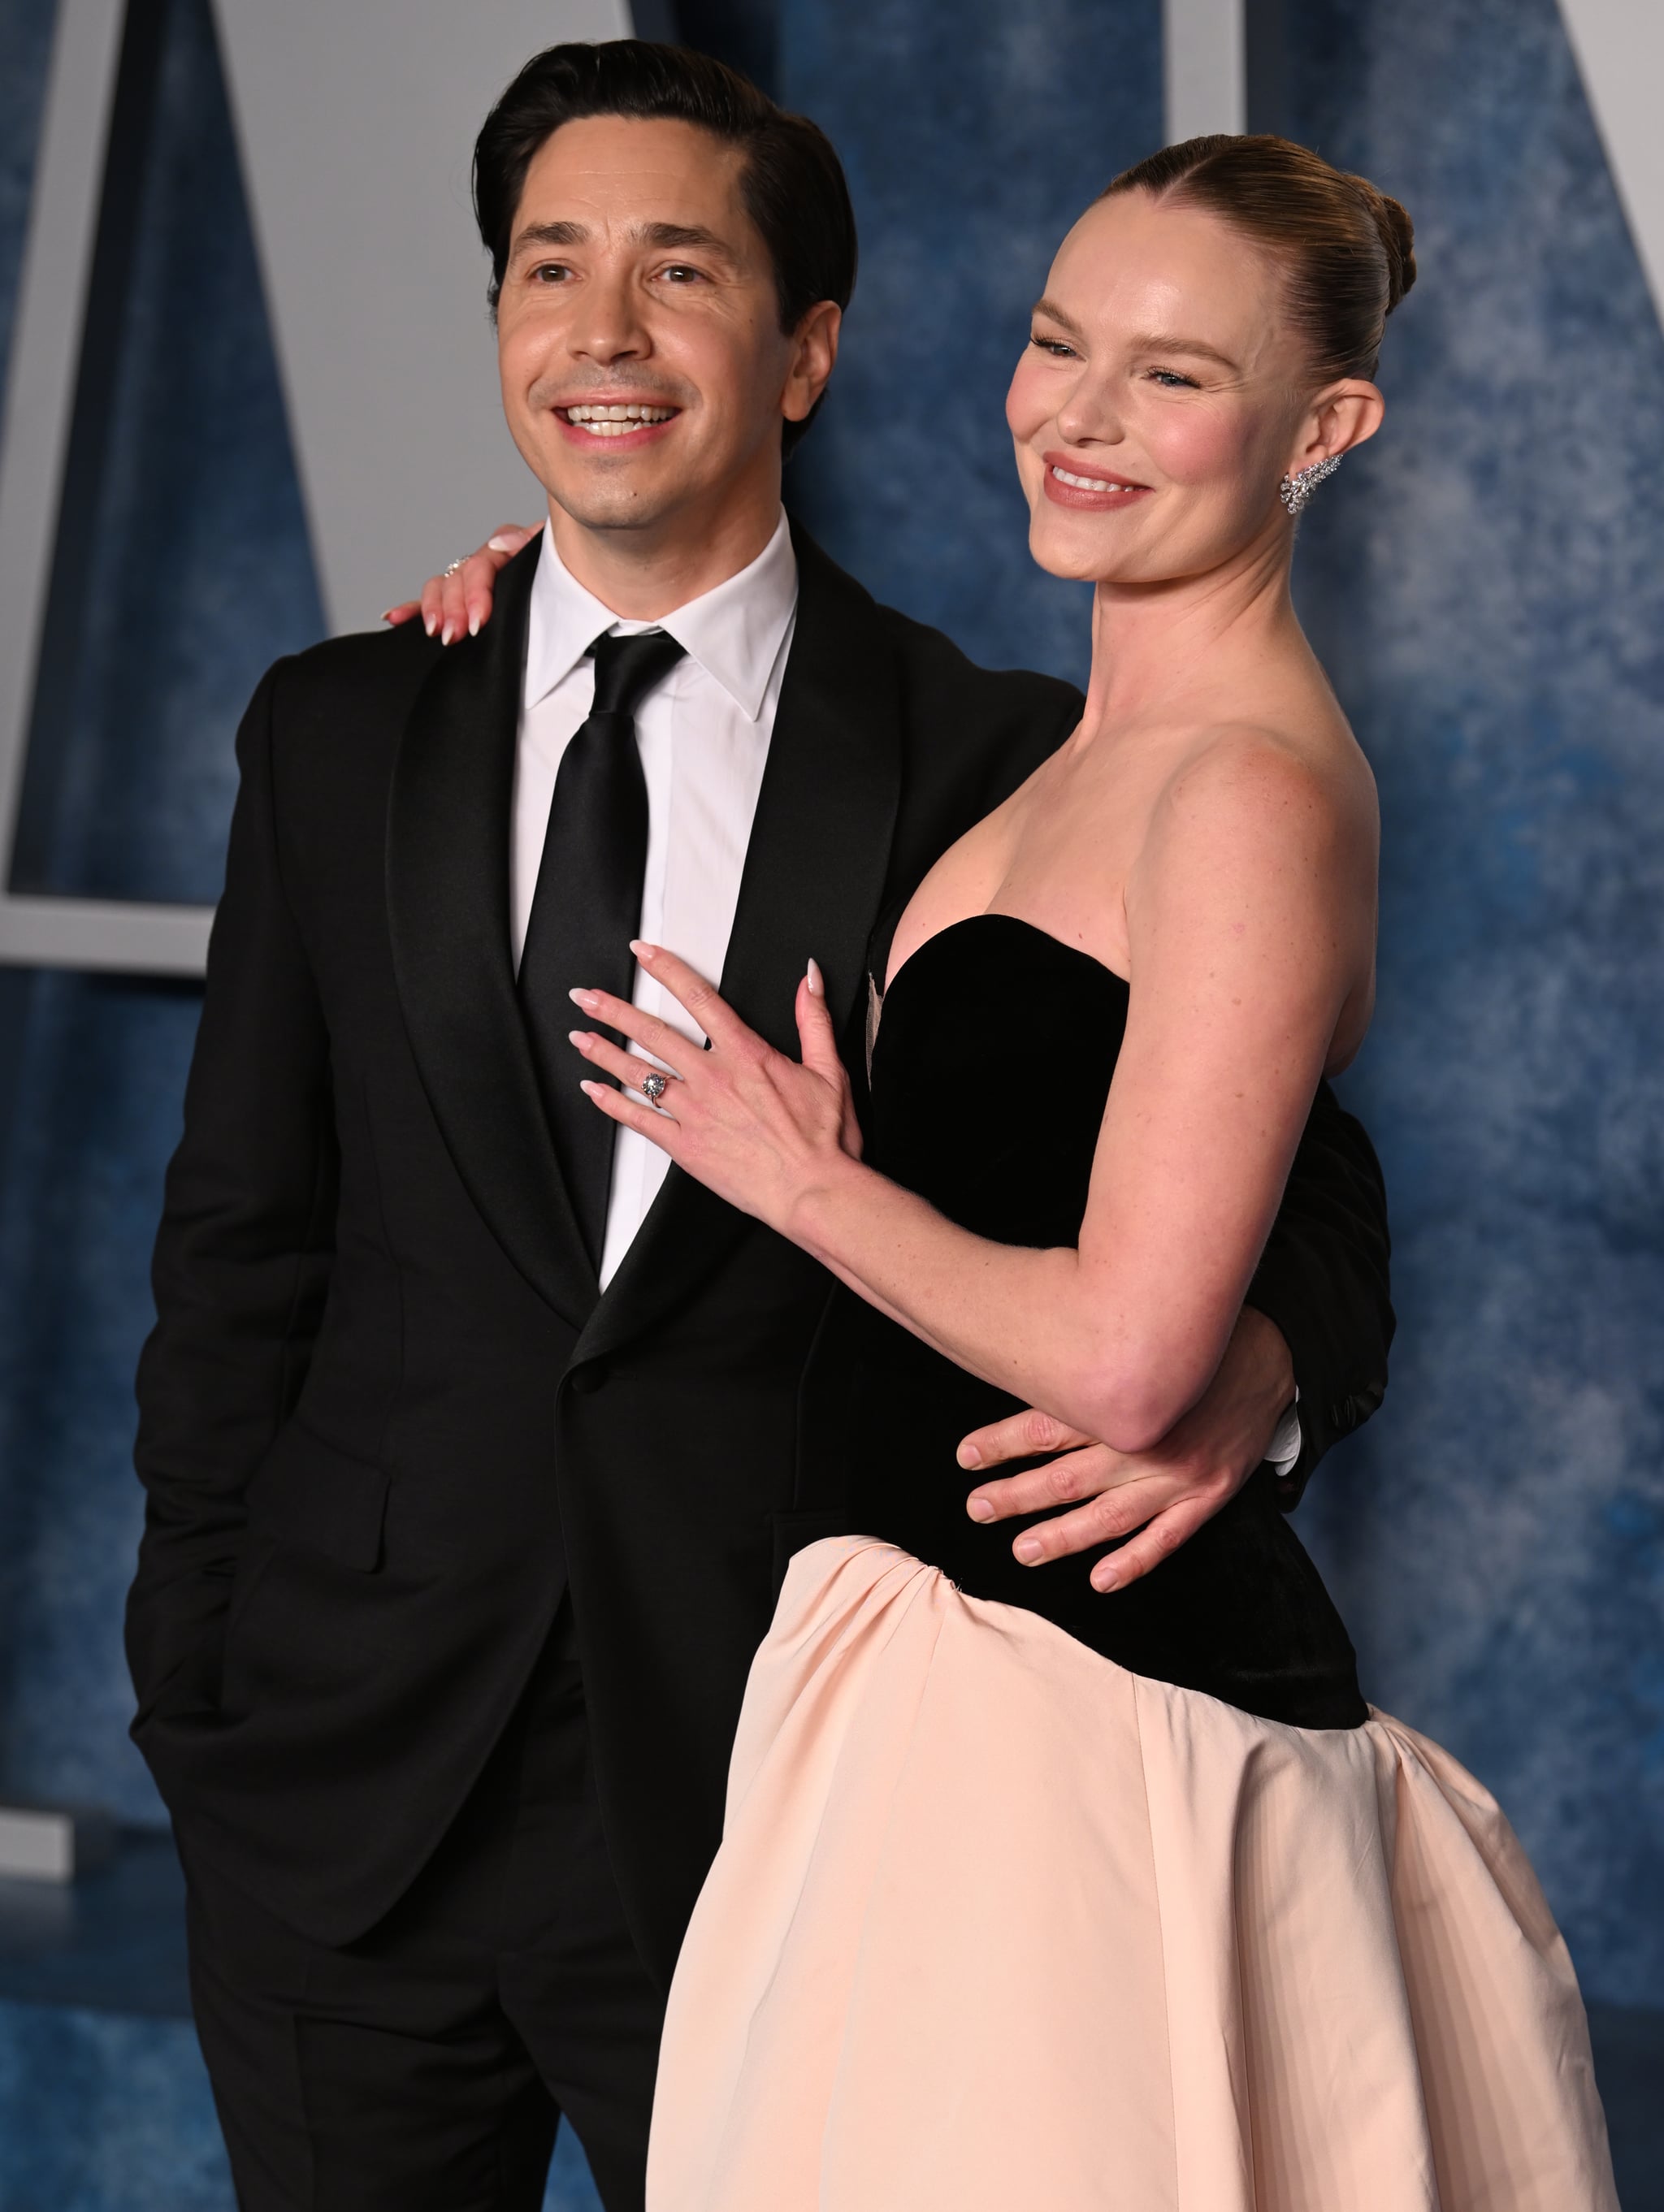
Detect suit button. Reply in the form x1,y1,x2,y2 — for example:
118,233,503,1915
570,1361,609,1396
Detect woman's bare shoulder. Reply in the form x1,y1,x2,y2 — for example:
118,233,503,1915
1150,700,1378,867
1130,707,1378,1067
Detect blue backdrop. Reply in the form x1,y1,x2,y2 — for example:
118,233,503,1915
0,0,1659,2201
1289,0,1664,2004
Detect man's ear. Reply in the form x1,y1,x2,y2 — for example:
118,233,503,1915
782,301,842,426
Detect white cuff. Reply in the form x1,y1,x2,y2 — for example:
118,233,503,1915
1265,1389,1302,1475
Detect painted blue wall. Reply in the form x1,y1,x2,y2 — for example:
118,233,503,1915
781,0,1159,688
1283,0,1664,2009
0,0,1659,2193
0,2006,233,2211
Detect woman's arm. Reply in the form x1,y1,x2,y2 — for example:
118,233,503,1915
570,737,1373,1452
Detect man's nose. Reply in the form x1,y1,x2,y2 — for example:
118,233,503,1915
568,267,649,365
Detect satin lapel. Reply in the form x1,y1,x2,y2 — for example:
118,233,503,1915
387,535,599,1331
577,524,904,1366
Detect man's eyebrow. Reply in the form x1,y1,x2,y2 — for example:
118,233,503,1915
512,219,590,254
509,218,740,259
634,220,737,257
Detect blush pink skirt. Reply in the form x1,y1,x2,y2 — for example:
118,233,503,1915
645,1536,1618,2212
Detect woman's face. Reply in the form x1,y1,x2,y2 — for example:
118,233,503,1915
1006,192,1311,586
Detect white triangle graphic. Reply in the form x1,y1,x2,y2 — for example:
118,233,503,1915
1558,0,1664,333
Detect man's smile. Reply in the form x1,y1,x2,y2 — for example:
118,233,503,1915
562,402,681,435
555,399,685,448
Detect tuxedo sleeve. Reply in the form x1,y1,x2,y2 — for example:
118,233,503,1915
1246,1078,1393,1509
127,658,338,1722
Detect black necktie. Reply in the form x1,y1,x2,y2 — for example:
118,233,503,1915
518,628,687,1268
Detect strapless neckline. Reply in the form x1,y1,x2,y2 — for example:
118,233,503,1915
882,911,1129,1013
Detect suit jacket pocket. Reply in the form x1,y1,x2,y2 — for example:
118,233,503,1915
245,1419,391,1573
769,1509,852,1596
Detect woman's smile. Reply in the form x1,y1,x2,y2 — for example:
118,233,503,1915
1042,451,1152,509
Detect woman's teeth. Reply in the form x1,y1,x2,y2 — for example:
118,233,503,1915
1051,465,1133,492
566,404,677,437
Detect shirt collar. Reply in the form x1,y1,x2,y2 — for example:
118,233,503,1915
523,509,798,723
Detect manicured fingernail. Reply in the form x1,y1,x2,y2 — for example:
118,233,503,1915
965,1495,993,1522
579,1080,604,1099
806,956,824,996
469,611,480,637
423,611,437,637
630,940,656,963
488,535,514,552
1092,1564,1119,1591
379,608,396,625
440,620,456,647
568,1029,592,1050
1013,1536,1042,1564
569,988,599,1009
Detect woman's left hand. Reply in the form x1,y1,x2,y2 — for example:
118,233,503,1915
567,942,862,1233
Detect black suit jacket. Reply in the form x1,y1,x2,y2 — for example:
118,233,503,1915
128,524,1392,1989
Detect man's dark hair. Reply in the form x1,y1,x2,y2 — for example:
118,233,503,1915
474,40,857,456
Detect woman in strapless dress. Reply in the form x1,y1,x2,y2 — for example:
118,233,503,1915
568,137,1618,2210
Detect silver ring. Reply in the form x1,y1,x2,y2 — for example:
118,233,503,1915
641,1071,670,1105
441,558,466,577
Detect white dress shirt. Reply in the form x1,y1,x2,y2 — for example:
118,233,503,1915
513,512,797,1288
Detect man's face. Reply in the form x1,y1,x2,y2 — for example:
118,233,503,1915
496,115,806,543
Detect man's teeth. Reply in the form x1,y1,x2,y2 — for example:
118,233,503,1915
1051,465,1132,492
566,404,677,436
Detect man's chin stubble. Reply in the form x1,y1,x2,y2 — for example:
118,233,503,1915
552,483,679,533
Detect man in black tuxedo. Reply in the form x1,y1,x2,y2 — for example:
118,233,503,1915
128,40,1392,2212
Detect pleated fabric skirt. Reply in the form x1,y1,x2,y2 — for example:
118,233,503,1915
645,1536,1618,2212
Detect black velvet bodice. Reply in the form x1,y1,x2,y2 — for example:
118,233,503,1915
835,914,1367,1729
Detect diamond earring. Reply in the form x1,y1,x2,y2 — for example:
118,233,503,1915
1279,454,1342,516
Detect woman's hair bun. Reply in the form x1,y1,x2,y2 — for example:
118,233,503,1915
1355,178,1416,313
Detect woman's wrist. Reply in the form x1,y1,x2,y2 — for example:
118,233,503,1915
782,1148,873,1264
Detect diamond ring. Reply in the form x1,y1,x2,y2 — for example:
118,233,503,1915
641,1071,671,1106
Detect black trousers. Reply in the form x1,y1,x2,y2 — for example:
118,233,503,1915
181,1627,665,2212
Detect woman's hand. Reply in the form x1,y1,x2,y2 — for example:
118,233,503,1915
956,1306,1295,1591
381,523,536,643
567,942,863,1232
